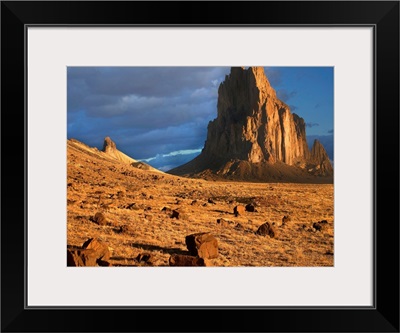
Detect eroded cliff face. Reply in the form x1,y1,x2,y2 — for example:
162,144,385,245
169,66,333,182
309,139,333,176
101,136,163,173
203,67,311,166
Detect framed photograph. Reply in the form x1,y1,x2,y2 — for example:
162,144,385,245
2,1,399,332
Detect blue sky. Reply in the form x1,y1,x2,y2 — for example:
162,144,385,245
67,67,333,171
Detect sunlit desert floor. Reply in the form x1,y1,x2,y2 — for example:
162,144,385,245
67,140,334,267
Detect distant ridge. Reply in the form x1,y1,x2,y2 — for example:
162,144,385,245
68,137,163,173
169,66,333,183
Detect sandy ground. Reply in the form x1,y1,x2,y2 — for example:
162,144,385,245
67,139,334,267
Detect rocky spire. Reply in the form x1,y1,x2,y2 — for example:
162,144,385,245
310,139,333,175
202,66,308,165
169,66,333,182
102,136,117,153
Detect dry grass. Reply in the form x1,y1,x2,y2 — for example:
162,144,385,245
67,140,334,267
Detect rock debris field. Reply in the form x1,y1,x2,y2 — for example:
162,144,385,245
67,139,334,267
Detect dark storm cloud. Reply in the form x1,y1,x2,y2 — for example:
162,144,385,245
68,109,210,160
68,66,333,170
68,67,227,102
116,121,208,160
67,67,230,163
306,122,320,128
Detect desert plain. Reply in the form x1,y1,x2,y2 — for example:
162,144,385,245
67,139,334,267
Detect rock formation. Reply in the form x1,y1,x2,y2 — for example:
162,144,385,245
102,136,137,164
102,136,162,173
309,139,333,176
169,67,333,183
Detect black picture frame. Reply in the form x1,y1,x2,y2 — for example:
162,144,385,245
1,1,399,332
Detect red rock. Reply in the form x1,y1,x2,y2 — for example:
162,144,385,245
171,210,180,219
82,238,110,261
169,254,209,266
185,232,218,259
67,248,97,266
136,253,152,263
167,67,333,181
245,204,256,212
234,205,245,216
255,222,276,238
217,218,231,227
161,206,172,214
93,212,107,225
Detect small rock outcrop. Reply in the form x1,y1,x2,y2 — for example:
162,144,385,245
185,232,218,259
169,254,209,266
234,205,246,216
217,218,232,227
67,238,111,267
102,136,117,154
309,140,334,176
92,212,107,225
67,248,97,266
245,204,256,212
136,253,152,264
102,136,162,173
255,222,276,238
82,238,110,261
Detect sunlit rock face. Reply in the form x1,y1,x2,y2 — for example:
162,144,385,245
169,67,333,182
203,66,310,165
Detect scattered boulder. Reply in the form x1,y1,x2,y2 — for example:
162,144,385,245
136,253,152,263
185,232,218,259
234,223,244,231
245,204,256,212
282,215,291,224
113,224,131,234
67,248,97,266
313,222,323,231
161,206,172,214
191,200,199,206
169,254,209,266
82,238,110,261
170,209,187,220
92,212,107,225
171,210,180,219
217,218,231,227
208,198,216,204
255,222,276,238
234,205,245,216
